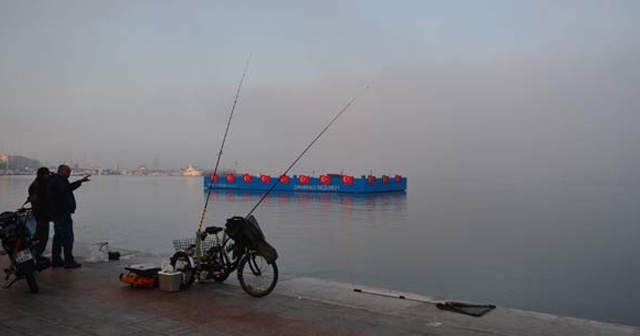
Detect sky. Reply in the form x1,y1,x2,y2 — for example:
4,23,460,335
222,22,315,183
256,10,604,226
1,0,639,181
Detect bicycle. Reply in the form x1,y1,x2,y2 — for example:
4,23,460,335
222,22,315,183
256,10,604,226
171,215,278,297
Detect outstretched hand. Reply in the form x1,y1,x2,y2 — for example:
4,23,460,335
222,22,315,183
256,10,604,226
80,175,91,183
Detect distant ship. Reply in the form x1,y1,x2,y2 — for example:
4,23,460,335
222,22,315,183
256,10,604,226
183,164,203,177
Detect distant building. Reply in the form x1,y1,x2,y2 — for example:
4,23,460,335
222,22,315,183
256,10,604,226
0,153,41,173
132,165,148,176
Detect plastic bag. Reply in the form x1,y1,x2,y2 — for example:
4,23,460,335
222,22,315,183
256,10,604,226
161,260,174,273
86,242,109,263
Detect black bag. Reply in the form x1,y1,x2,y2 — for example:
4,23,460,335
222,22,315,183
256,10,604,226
0,211,17,228
225,215,278,264
245,216,278,264
225,216,244,240
255,240,278,264
244,215,266,244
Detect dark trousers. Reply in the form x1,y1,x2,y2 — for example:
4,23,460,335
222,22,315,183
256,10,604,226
52,213,75,265
33,218,50,257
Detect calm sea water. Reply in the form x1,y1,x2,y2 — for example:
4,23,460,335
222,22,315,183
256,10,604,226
1,175,639,327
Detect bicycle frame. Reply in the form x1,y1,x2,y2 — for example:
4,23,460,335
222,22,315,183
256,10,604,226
187,230,242,281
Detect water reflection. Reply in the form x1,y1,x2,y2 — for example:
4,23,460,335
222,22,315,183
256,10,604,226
206,189,407,209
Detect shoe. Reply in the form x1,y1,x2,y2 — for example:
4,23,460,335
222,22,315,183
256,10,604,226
63,262,82,269
51,262,64,268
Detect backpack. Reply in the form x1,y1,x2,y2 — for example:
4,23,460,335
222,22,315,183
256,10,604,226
225,215,278,264
28,177,51,219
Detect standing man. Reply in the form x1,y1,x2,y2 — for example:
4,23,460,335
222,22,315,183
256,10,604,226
27,167,52,262
47,165,90,269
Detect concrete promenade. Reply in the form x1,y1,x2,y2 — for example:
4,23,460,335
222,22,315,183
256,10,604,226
1,246,639,336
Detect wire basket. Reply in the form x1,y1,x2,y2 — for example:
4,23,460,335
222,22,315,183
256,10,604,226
172,236,219,254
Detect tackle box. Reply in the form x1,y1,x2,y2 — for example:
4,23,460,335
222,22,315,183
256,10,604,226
124,264,161,277
119,264,161,289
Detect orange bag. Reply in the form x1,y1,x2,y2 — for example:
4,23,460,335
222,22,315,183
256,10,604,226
119,273,158,289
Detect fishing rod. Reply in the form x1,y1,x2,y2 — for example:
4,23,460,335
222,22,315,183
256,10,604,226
246,86,369,218
197,54,252,233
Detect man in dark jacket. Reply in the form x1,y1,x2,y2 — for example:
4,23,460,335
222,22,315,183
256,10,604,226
28,167,51,259
46,164,90,269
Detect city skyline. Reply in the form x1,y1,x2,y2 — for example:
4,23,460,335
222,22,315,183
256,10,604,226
0,151,213,172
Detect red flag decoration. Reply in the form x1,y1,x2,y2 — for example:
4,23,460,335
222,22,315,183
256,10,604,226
342,175,354,185
367,175,376,184
210,173,217,183
320,175,331,185
299,175,310,185
395,175,403,184
280,175,290,184
260,175,271,184
382,175,389,184
226,173,236,183
243,174,253,183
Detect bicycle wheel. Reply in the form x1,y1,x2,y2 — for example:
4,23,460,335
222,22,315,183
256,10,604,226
237,252,278,297
170,251,195,289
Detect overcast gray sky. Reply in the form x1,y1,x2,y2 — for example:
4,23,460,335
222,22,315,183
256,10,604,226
1,0,639,181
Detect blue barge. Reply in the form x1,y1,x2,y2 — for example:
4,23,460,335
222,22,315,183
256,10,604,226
203,173,407,193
